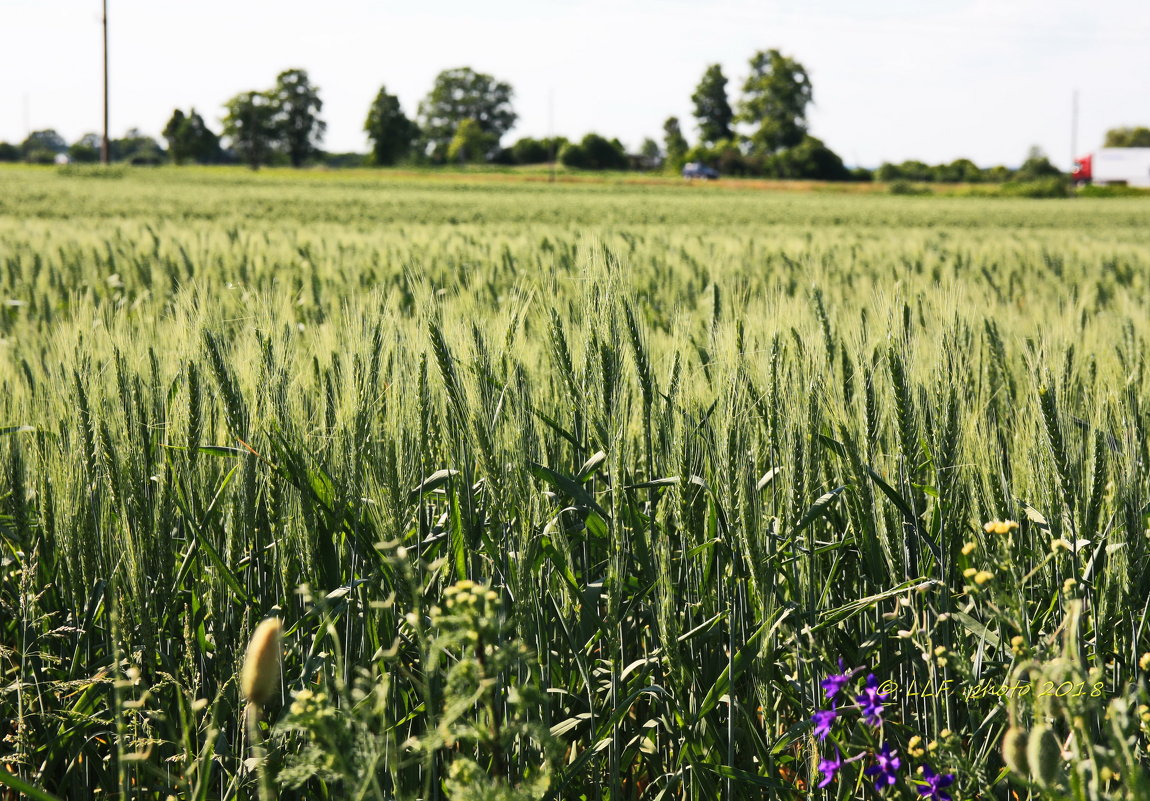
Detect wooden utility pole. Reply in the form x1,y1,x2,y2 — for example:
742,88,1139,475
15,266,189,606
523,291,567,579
101,0,109,165
1070,89,1079,196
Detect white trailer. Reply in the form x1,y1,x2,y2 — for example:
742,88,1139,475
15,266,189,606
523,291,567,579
1073,148,1150,187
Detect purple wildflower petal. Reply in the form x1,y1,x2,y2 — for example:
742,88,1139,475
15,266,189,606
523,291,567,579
917,763,956,801
864,742,901,792
855,673,889,726
820,659,856,699
817,748,843,788
811,704,837,740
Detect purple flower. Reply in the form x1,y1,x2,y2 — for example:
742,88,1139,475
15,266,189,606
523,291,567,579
916,765,955,801
864,742,901,792
811,704,837,740
855,673,889,726
821,659,856,699
817,748,844,788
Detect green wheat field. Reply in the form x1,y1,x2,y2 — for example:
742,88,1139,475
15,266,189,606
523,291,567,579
1,165,1149,800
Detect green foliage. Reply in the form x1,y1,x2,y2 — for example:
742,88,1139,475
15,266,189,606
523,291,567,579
558,141,589,169
67,133,101,164
639,137,661,162
1000,176,1070,198
447,118,499,164
1104,126,1150,148
738,48,812,155
419,67,517,161
662,115,689,171
888,179,931,195
222,90,280,169
692,63,734,145
20,129,67,163
508,136,566,165
0,141,20,162
323,151,367,168
364,85,419,166
1014,146,1063,183
557,134,627,171
111,128,166,165
581,133,627,170
878,155,1050,185
163,108,221,165
763,135,849,180
684,135,849,180
270,68,326,167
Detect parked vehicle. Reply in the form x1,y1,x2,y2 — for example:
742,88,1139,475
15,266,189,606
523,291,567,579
1072,149,1150,187
682,162,719,180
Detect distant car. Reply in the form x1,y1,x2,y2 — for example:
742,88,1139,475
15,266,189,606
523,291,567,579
682,162,719,180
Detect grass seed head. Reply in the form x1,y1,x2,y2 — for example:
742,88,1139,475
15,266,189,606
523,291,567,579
1001,726,1029,775
241,617,282,706
1027,725,1061,786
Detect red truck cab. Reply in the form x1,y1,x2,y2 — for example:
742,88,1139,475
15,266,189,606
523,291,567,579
1072,154,1092,184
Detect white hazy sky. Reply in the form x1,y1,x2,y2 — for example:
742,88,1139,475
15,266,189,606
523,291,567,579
2,0,1148,169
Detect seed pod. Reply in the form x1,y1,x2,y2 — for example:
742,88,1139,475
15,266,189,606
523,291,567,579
1027,725,1061,786
1001,726,1029,775
241,617,282,706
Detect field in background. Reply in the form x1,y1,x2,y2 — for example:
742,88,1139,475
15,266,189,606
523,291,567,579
2,166,1149,800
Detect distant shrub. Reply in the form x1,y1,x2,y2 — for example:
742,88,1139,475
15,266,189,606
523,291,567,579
511,137,549,165
1000,177,1069,198
1077,184,1150,198
888,180,930,195
57,164,127,179
558,135,627,171
558,143,590,169
324,152,367,168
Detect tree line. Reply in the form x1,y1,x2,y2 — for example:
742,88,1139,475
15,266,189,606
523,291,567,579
2,57,1146,180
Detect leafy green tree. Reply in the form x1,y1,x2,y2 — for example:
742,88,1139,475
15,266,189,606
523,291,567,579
163,109,220,164
112,128,165,165
21,129,67,163
662,117,689,170
418,67,516,160
510,137,547,164
163,109,189,163
684,138,752,175
559,142,589,169
364,86,419,166
508,136,565,165
1104,126,1150,147
222,90,279,170
1013,145,1061,182
68,134,101,163
934,158,983,183
692,64,734,145
581,134,628,170
270,68,325,167
638,137,662,169
446,118,497,164
183,110,222,164
738,49,812,155
557,134,628,171
763,135,848,180
0,142,20,162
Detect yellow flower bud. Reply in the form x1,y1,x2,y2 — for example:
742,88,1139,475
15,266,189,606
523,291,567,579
241,618,282,707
